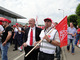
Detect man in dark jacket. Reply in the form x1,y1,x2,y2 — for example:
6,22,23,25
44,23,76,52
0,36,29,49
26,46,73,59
23,18,42,60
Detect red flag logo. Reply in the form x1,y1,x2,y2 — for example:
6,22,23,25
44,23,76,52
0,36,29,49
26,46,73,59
56,16,68,47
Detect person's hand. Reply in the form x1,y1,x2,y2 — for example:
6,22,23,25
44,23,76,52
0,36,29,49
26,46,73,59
34,42,40,49
34,42,37,46
23,43,27,47
43,35,49,40
77,31,80,33
13,36,14,39
2,41,7,46
43,35,50,42
72,34,75,36
70,33,73,35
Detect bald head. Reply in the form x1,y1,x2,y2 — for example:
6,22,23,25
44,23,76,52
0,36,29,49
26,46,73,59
29,18,35,27
29,18,35,22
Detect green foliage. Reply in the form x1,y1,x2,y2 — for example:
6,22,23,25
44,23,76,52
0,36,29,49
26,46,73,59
67,14,78,27
77,18,80,26
68,3,80,28
76,4,80,16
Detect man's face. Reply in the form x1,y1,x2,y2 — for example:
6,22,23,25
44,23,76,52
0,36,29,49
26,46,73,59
25,25,27,28
2,21,8,27
44,20,52,28
18,24,21,27
70,23,73,27
54,23,57,27
29,19,35,27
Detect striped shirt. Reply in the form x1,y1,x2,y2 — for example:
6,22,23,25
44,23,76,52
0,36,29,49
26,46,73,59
39,27,60,54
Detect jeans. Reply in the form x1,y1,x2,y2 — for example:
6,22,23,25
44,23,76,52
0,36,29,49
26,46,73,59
0,41,1,50
1,42,10,60
67,39,75,53
75,33,80,45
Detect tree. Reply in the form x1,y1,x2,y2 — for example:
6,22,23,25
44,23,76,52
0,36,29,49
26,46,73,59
67,14,78,27
76,4,80,16
77,18,80,26
68,3,80,28
76,3,80,27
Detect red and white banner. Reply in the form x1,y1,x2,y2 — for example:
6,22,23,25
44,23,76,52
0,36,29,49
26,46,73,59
36,16,38,27
56,16,68,47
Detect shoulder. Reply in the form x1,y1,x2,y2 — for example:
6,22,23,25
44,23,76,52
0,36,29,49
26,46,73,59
68,27,70,30
7,26,12,29
52,28,57,32
36,27,42,31
6,26,12,31
68,27,70,29
0,25,4,28
39,29,45,36
25,27,30,31
0,25,3,27
36,27,42,29
73,27,76,30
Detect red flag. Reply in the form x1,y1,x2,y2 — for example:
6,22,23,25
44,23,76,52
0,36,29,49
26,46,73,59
55,16,68,47
36,16,38,27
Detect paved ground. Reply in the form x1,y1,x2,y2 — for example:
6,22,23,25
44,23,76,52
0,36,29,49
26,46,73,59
1,45,80,60
0,44,62,60
0,45,24,60
62,46,80,60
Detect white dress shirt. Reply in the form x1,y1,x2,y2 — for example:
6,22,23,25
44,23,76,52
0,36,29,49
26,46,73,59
26,26,36,46
14,27,21,34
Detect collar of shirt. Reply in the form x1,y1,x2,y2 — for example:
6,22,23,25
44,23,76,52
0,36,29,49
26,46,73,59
30,26,35,30
44,27,51,34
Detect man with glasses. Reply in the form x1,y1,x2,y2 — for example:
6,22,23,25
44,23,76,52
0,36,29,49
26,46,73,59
23,18,42,60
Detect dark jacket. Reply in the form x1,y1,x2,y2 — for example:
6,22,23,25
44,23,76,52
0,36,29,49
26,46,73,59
24,27,42,43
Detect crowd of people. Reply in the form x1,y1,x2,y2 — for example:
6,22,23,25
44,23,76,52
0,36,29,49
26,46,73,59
0,17,80,60
0,17,61,60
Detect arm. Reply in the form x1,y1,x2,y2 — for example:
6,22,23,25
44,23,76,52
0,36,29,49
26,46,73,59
43,36,60,46
72,29,77,36
77,31,80,33
67,27,72,35
0,25,4,34
43,32,60,46
72,33,76,36
2,31,12,46
17,28,21,32
0,31,3,34
13,33,15,39
16,26,21,32
68,32,72,35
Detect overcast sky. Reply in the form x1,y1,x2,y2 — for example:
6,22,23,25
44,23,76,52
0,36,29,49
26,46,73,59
0,0,80,25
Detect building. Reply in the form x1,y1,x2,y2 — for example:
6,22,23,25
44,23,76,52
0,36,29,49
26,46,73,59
0,6,26,25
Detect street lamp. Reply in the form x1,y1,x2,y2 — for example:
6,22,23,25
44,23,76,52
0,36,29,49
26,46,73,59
58,9,64,18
